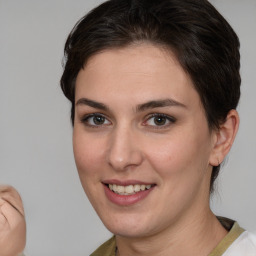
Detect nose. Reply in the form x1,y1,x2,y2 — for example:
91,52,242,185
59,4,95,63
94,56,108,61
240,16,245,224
106,125,143,172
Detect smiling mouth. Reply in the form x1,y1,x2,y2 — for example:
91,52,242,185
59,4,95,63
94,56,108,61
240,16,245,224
106,184,155,195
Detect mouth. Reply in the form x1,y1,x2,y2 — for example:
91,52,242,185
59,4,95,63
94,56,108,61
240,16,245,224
106,183,155,195
102,180,156,206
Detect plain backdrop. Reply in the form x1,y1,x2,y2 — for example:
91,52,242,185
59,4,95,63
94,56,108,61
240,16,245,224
0,0,256,255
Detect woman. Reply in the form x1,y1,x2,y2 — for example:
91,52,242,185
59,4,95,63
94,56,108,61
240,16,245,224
60,0,256,255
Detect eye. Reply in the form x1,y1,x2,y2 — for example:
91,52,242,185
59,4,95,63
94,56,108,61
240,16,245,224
81,113,111,127
143,114,176,128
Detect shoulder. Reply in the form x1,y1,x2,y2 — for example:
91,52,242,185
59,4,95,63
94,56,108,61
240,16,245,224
223,231,256,256
210,217,256,256
90,236,116,256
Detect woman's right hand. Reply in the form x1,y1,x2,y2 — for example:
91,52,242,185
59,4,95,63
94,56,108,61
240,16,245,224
0,185,26,256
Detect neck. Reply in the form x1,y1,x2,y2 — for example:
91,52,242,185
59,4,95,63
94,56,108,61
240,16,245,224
116,209,227,256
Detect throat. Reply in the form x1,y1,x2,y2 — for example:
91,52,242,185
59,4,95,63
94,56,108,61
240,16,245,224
114,213,229,256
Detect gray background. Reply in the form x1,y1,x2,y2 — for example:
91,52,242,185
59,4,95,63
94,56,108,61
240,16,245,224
0,0,255,255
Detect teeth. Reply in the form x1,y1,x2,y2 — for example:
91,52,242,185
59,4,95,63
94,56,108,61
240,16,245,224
117,185,124,193
140,185,146,191
134,184,140,192
108,184,153,195
125,185,133,194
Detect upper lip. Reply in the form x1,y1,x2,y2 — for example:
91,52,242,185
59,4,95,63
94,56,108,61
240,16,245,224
102,179,155,186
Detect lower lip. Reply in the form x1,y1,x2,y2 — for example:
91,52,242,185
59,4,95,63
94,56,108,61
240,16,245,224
103,185,155,206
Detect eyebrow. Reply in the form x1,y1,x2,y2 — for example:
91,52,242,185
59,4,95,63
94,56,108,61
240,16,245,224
136,99,186,112
75,97,186,112
76,98,109,111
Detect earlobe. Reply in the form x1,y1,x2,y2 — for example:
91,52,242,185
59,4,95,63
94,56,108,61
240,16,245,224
209,109,239,166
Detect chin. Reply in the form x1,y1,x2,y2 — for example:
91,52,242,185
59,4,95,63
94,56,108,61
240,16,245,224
109,225,150,238
100,212,156,238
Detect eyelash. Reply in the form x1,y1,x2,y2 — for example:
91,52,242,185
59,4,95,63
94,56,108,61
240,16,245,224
143,113,176,129
81,113,111,128
80,113,176,129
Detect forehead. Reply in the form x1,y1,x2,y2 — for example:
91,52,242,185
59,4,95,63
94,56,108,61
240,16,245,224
75,44,200,108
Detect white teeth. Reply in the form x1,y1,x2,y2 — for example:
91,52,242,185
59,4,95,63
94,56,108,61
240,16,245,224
134,184,141,192
140,185,146,191
108,184,153,195
117,185,124,193
125,185,134,194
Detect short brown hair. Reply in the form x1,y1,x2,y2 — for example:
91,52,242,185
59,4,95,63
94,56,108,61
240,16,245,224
60,0,241,192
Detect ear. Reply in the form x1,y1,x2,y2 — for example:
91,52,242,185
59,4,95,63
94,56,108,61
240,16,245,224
209,109,239,166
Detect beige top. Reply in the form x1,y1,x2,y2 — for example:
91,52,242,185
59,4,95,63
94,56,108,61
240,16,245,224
90,217,245,256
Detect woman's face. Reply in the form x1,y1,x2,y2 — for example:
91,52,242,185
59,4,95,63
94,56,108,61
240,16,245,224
73,44,217,238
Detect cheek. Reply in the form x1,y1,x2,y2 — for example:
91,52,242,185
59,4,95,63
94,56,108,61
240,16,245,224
145,130,211,180
73,130,105,180
144,137,190,173
146,134,212,210
73,130,108,207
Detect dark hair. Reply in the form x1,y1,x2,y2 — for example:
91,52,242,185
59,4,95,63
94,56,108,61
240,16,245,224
60,0,240,192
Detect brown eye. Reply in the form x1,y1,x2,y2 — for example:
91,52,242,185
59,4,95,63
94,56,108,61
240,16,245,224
93,115,106,125
144,114,176,128
154,116,167,126
82,114,111,127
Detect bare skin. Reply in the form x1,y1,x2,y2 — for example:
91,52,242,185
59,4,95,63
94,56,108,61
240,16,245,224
0,185,26,256
73,44,239,256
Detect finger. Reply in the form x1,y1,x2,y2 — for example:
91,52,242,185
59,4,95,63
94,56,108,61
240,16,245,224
0,185,24,217
0,212,8,227
1,201,24,229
